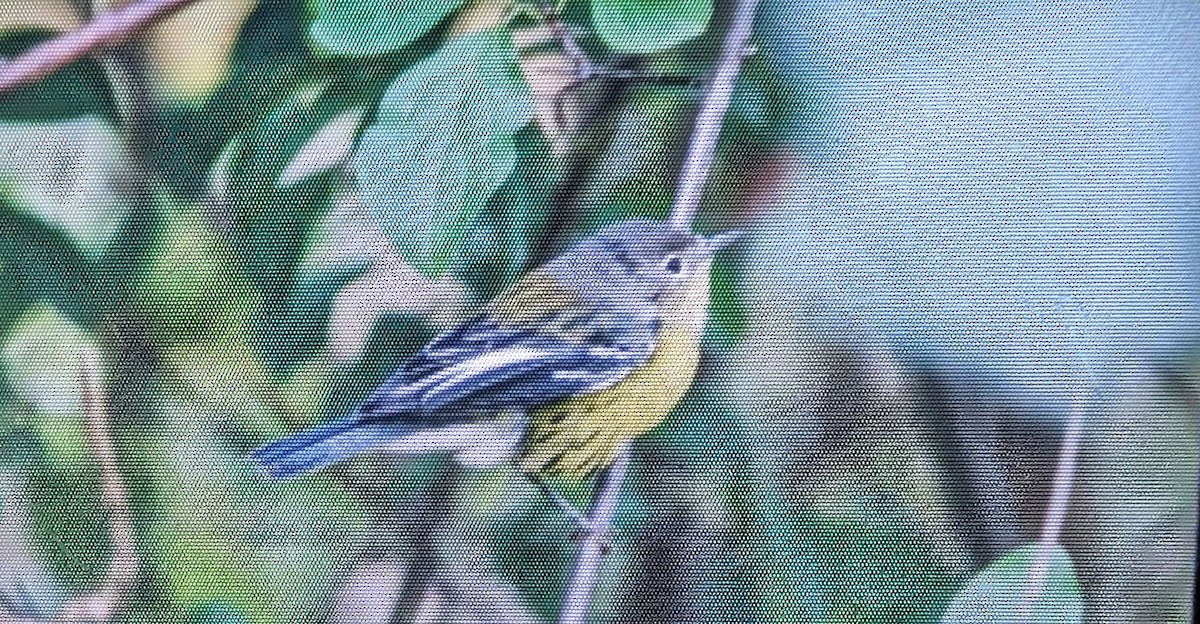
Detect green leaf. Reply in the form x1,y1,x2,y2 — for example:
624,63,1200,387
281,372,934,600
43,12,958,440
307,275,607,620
1,305,97,469
0,118,131,257
227,91,352,373
939,543,1083,624
0,196,99,328
229,94,346,293
352,29,534,276
457,127,557,299
591,0,713,54
0,31,115,122
150,0,315,198
308,0,468,56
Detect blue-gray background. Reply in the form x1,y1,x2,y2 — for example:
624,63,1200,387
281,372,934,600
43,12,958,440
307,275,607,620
754,0,1197,405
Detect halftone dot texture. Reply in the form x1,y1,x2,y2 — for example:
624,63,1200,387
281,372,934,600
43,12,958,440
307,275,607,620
750,0,1198,408
0,0,1195,623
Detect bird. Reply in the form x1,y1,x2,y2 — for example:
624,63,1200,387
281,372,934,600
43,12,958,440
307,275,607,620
251,219,738,488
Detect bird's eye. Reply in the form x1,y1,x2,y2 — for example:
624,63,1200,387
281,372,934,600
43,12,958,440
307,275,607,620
664,256,683,274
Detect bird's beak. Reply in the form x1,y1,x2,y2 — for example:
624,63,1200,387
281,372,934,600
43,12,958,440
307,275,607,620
703,229,743,255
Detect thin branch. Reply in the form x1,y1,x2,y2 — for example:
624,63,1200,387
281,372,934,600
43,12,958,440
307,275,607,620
669,0,761,230
59,355,139,622
0,0,197,94
556,1,760,620
0,356,138,624
557,447,631,624
1016,388,1088,621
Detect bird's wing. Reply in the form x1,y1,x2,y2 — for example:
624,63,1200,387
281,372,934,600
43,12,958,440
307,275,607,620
356,305,659,423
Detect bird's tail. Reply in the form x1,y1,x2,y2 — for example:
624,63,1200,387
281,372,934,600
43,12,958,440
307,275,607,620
250,415,408,479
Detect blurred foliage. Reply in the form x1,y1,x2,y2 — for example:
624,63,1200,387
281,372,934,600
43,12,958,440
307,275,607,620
0,199,101,328
590,0,713,54
458,126,558,300
308,0,468,57
0,31,115,122
938,544,1082,624
140,0,260,102
0,0,1195,623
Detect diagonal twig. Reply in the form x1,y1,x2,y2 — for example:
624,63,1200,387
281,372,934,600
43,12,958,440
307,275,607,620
557,447,630,624
557,0,760,621
1015,388,1087,622
669,0,762,230
0,355,138,624
0,0,197,94
59,355,139,622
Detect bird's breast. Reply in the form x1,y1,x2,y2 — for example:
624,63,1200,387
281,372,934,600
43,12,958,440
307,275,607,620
519,325,703,476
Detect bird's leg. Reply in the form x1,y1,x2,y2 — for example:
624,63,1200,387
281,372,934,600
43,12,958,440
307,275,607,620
528,475,613,549
531,475,591,526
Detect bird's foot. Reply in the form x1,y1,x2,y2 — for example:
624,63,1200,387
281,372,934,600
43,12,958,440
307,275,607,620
570,524,615,553
530,475,613,549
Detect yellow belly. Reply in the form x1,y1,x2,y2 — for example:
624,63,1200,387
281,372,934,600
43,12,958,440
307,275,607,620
519,327,701,476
